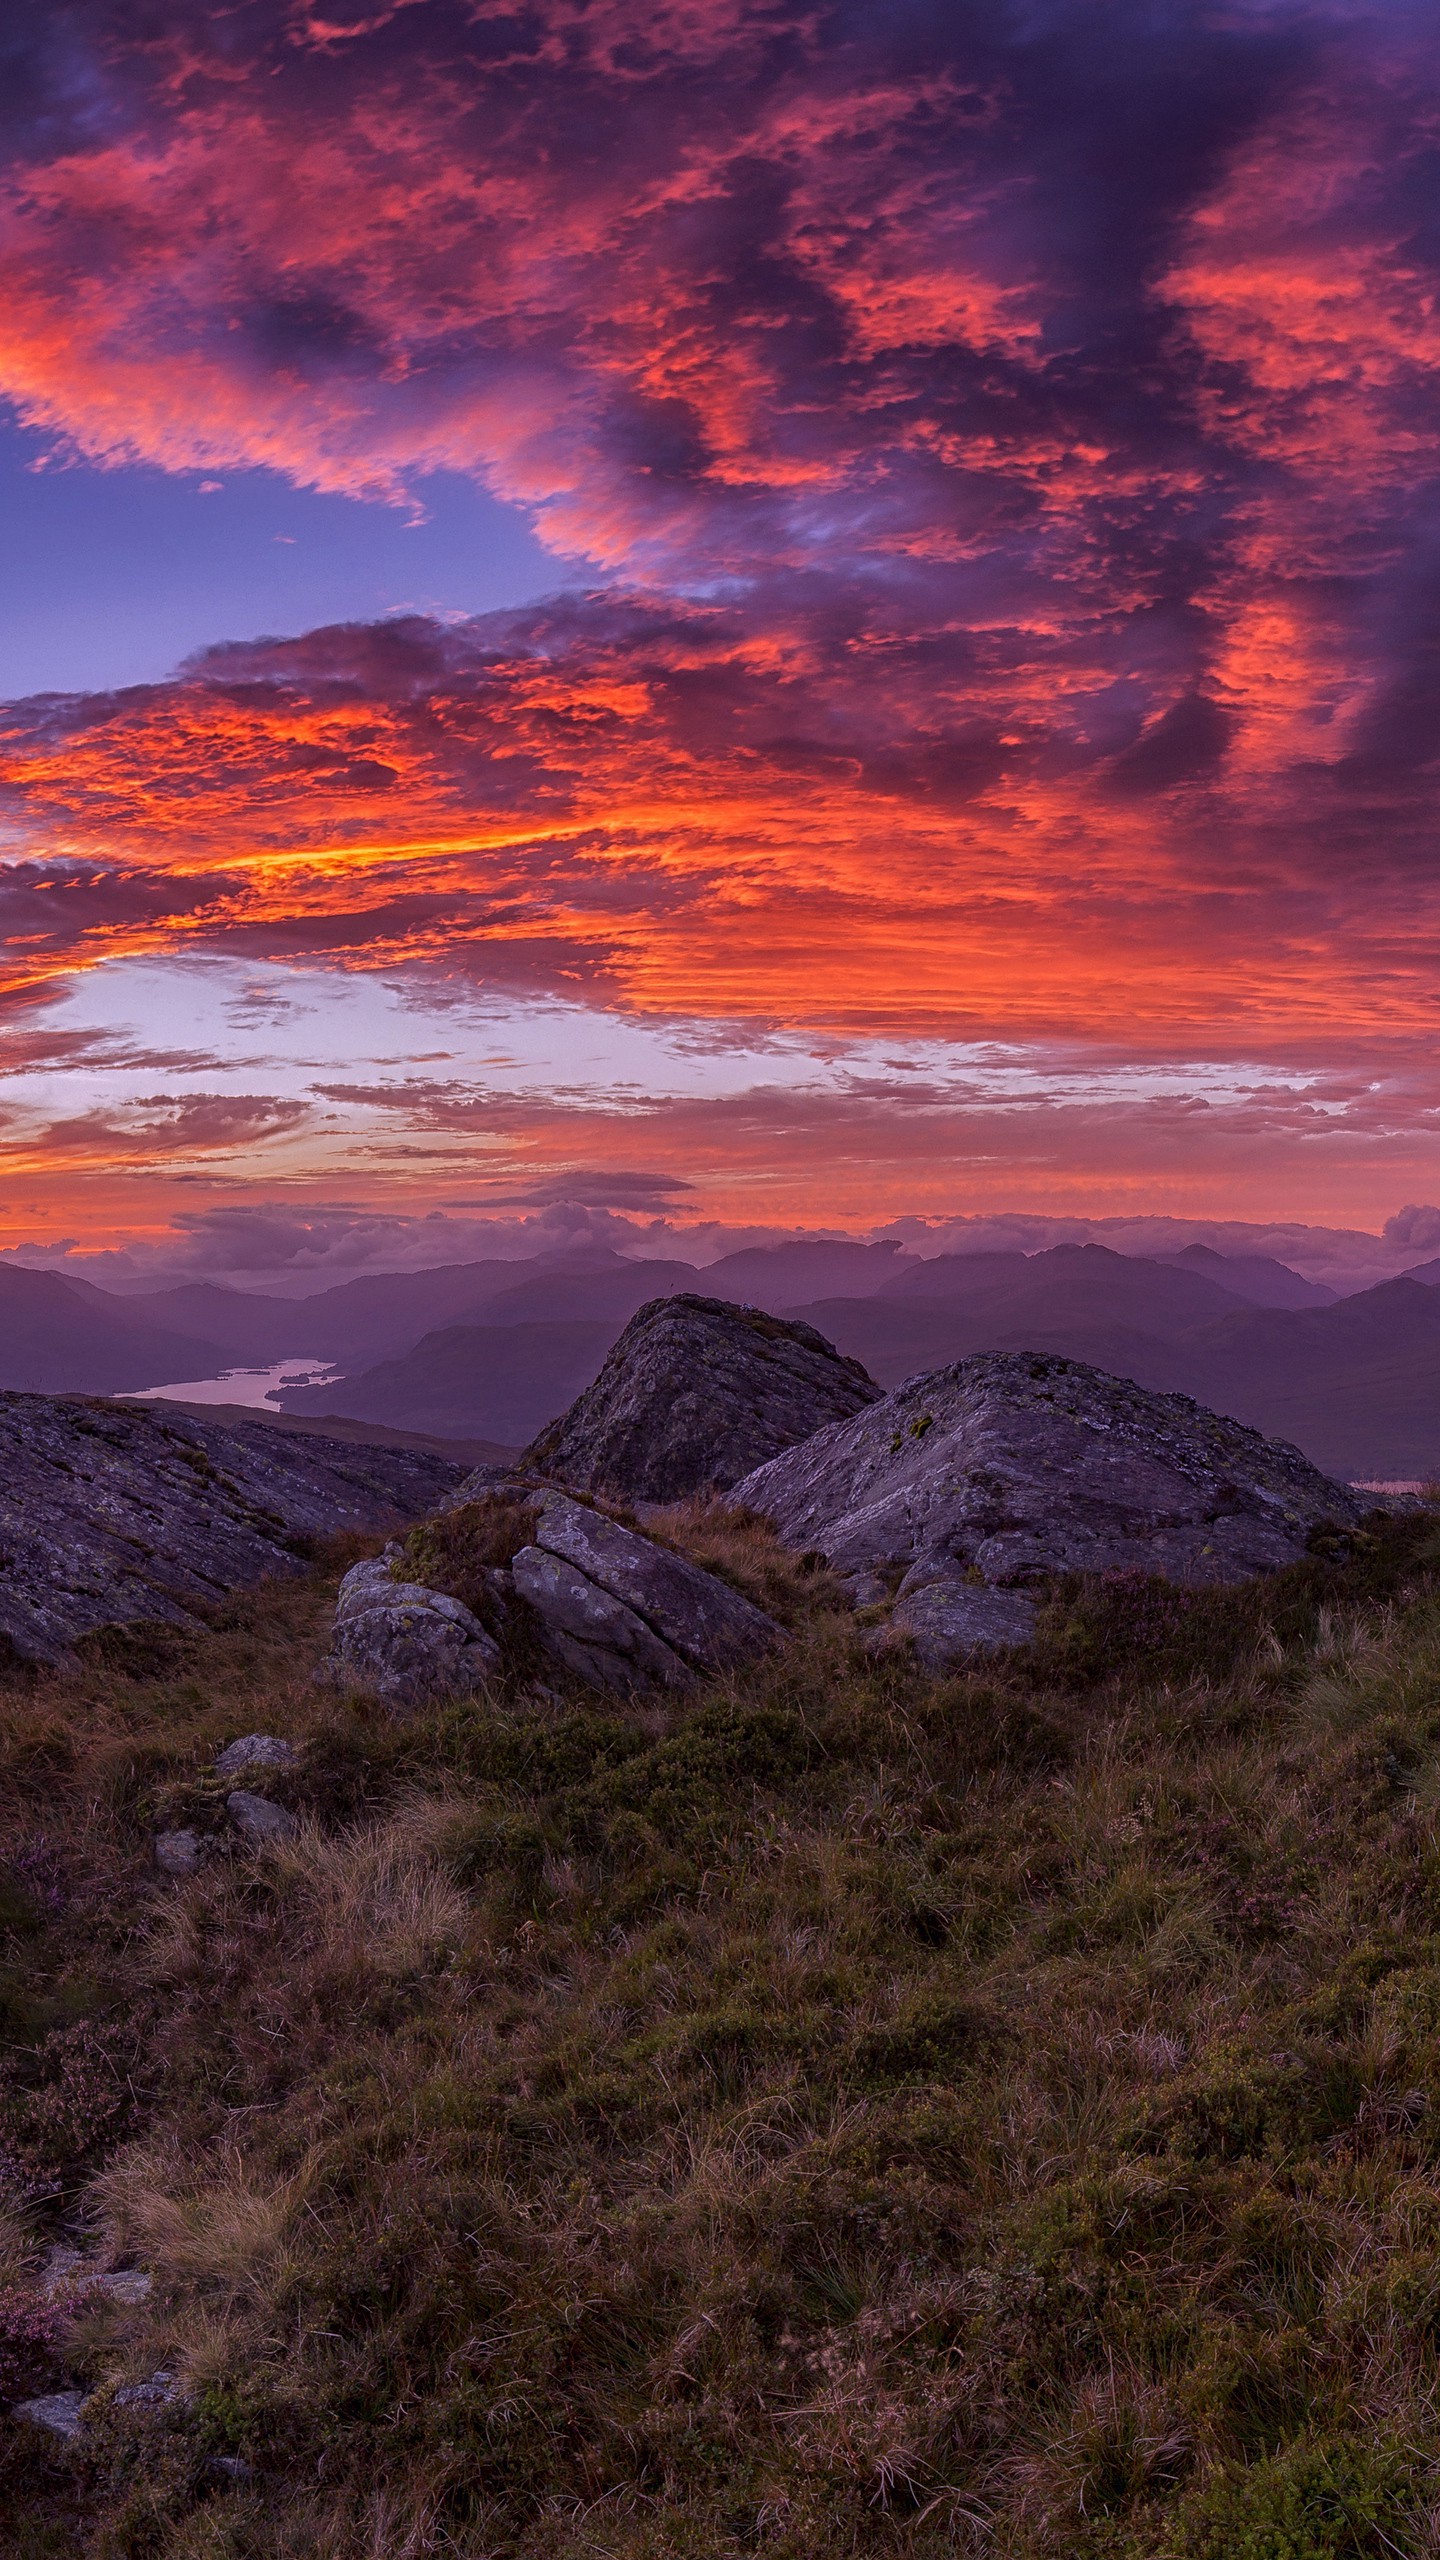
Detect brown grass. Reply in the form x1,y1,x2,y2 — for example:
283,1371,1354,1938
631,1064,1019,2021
4,1514,1440,2553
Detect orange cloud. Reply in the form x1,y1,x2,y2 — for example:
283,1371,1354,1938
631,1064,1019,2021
0,2,1438,1235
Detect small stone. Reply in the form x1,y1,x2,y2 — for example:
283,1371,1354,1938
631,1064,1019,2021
841,1570,889,1607
215,1734,296,1779
98,2269,153,2306
12,2389,87,2440
154,1828,210,1876
226,1791,299,1844
41,2247,151,2306
114,2368,185,2413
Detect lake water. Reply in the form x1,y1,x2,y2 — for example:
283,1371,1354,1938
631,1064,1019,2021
125,1358,343,1409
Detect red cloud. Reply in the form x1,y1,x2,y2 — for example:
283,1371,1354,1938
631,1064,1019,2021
0,3,1438,1233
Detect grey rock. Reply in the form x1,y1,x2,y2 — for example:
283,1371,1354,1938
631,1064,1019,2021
886,1578,1039,1666
209,2454,256,2484
510,1545,691,1691
154,1828,211,1877
0,1393,467,1665
114,2369,185,2414
96,2269,152,2306
12,2389,87,2441
841,1570,890,1607
338,1484,782,1699
736,1352,1365,1667
318,1556,501,1709
226,1791,299,1845
42,2247,151,2306
523,1294,881,1500
214,1734,296,1779
534,1494,778,1674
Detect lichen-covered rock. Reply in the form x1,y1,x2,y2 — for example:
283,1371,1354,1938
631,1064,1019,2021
215,1734,296,1780
359,1483,782,1696
319,1554,501,1709
736,1352,1365,1665
226,1790,299,1844
13,2390,88,2441
523,1294,881,1501
42,2247,151,2306
154,1828,211,1877
510,1544,692,1690
533,1494,778,1674
886,1578,1040,1665
0,1393,467,1665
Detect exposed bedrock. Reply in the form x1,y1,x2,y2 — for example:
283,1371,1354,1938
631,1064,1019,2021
318,1486,780,1703
0,1393,467,1664
734,1352,1365,1663
523,1293,881,1500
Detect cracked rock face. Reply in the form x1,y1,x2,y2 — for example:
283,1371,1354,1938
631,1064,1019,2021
736,1352,1365,1664
0,1393,467,1664
324,1488,781,1701
513,1492,779,1691
320,1554,502,1709
524,1294,882,1501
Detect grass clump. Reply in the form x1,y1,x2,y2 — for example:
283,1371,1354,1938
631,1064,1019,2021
5,1512,1440,2551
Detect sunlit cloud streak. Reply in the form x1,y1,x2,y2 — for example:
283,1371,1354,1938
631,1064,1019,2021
0,0,1437,1233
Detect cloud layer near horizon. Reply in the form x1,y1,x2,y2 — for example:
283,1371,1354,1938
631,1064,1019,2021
1,0,1438,1239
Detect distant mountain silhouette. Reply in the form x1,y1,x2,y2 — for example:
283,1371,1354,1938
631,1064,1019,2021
789,1263,1440,1480
868,1241,1249,1330
274,1320,619,1445
701,1239,913,1302
0,1264,227,1393
97,1241,918,1378
1153,1241,1336,1308
14,1236,1440,1481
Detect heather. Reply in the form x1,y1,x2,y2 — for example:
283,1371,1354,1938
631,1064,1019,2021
4,1514,1440,2555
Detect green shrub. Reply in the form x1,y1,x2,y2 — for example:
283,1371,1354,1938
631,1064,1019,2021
1178,2437,1415,2559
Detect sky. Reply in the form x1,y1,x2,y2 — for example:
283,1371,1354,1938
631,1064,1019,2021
1,0,1438,1286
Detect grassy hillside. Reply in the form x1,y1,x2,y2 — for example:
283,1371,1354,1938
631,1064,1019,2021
6,1509,1440,2555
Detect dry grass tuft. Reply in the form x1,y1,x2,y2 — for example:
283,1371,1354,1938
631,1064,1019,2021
5,1516,1440,2552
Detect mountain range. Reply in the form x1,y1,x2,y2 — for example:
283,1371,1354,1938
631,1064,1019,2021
0,1234,1433,1481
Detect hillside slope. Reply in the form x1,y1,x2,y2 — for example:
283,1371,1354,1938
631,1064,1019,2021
0,1266,225,1394
5,1506,1440,2554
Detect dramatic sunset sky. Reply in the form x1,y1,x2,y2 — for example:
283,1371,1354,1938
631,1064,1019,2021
1,0,1438,1284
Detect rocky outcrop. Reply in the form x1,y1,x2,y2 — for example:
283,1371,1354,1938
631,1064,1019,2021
512,1491,779,1690
735,1353,1366,1663
320,1485,780,1701
522,1294,881,1501
0,1393,467,1664
320,1554,501,1709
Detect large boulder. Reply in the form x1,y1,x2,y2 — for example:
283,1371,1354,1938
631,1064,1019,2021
320,1554,502,1709
523,1294,881,1501
513,1491,779,1690
733,1353,1366,1663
